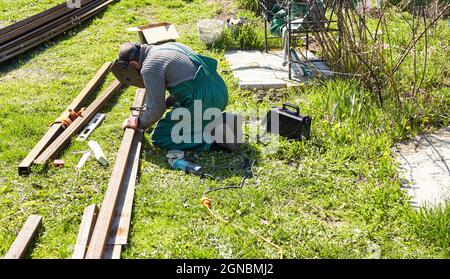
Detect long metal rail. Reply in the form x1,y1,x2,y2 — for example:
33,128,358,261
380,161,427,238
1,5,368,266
0,0,96,45
85,89,145,259
0,0,116,64
18,62,112,175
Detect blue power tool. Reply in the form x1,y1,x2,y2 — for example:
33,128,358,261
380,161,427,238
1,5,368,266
167,150,203,175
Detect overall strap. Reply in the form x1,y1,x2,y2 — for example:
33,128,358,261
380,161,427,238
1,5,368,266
153,43,190,55
151,43,216,74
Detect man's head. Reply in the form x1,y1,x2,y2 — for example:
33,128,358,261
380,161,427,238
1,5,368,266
110,42,145,88
118,42,142,70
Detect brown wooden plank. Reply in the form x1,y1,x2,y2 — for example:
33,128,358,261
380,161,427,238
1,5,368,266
102,244,122,259
107,128,142,246
34,79,123,165
18,62,111,175
85,89,146,259
72,204,99,259
3,215,42,259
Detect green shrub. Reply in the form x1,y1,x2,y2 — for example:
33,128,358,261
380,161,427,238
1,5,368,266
233,22,264,49
236,0,260,12
213,21,264,50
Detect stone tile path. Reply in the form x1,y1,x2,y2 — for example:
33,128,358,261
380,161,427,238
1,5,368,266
224,50,332,90
395,126,450,208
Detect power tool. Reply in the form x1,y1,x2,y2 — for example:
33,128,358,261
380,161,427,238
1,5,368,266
167,150,203,175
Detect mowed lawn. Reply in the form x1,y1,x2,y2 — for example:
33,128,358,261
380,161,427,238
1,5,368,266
0,0,449,258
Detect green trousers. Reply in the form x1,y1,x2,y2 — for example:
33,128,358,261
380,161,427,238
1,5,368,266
151,45,228,151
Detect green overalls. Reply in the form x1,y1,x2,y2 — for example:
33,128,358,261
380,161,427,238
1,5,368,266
150,44,228,151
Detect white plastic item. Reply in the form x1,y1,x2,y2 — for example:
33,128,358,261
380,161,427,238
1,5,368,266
197,19,224,45
87,140,108,166
76,151,92,170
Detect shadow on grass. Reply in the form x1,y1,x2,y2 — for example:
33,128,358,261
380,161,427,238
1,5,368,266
140,137,262,181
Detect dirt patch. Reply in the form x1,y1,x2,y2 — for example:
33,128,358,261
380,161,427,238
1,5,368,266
256,89,287,103
0,66,65,83
207,0,237,21
130,7,156,23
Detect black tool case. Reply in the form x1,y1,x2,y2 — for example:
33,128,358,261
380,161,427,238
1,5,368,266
265,103,311,140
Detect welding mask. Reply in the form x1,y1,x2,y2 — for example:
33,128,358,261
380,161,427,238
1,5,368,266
110,60,145,88
110,43,145,88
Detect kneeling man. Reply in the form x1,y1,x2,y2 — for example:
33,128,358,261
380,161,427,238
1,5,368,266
117,42,240,151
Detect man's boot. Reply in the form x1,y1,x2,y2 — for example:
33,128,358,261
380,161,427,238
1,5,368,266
212,112,243,152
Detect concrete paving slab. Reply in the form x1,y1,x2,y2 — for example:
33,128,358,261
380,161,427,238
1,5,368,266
395,126,450,208
225,49,331,90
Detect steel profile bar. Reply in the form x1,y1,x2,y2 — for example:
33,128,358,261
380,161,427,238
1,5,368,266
3,215,42,259
0,0,96,45
0,0,102,54
103,120,143,259
0,3,67,37
0,0,108,56
34,79,123,165
18,61,111,175
0,0,115,63
72,204,99,259
85,89,146,259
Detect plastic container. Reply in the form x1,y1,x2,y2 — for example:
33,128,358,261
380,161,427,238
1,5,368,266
197,19,224,45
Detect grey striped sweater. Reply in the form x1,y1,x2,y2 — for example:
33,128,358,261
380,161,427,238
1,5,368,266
137,42,198,129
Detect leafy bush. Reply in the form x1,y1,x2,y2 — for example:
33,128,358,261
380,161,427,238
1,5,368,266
213,21,264,50
236,0,260,12
311,0,449,106
233,22,264,49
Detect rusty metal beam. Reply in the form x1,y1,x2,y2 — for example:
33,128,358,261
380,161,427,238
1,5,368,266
34,79,123,165
18,62,111,175
107,130,142,245
0,0,109,57
72,204,99,259
0,3,67,37
85,89,146,259
103,120,143,259
0,0,116,64
0,0,96,45
0,0,101,54
3,215,42,259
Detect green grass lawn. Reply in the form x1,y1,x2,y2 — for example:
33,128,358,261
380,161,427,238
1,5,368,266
0,0,449,258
